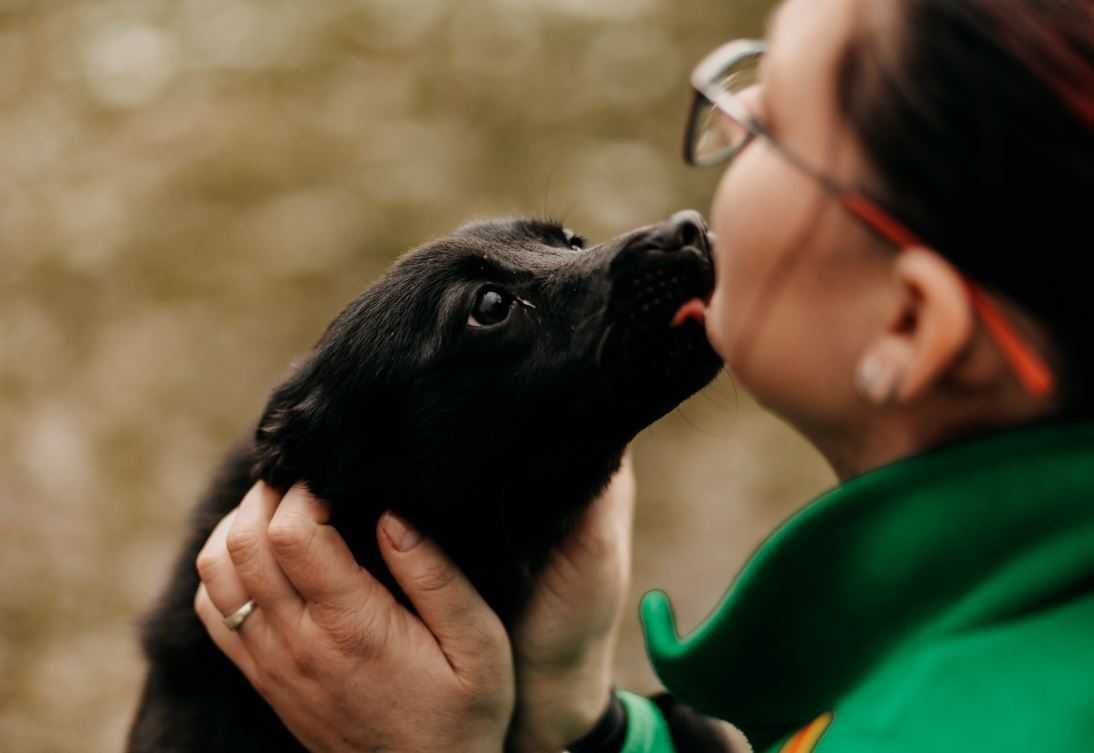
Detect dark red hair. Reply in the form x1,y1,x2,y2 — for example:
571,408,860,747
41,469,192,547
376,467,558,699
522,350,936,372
837,0,1094,410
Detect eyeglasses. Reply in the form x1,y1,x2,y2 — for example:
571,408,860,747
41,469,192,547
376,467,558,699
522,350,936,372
684,39,1054,398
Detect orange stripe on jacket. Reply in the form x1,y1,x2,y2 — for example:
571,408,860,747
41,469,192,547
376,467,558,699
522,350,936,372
782,712,833,753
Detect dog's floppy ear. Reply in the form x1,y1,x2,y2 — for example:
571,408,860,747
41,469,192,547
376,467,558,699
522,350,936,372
252,357,329,491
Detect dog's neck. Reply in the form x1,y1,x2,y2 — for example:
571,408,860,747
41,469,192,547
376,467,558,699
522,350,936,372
287,444,626,626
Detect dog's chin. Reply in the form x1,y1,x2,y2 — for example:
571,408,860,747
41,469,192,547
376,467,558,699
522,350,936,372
598,252,721,432
611,324,721,434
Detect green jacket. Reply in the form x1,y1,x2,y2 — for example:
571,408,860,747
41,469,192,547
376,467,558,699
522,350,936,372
618,420,1094,753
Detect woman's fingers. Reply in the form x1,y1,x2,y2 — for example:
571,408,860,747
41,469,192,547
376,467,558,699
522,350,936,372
199,479,508,688
193,583,259,682
193,485,515,753
268,484,397,619
195,507,251,618
225,482,306,630
378,513,510,684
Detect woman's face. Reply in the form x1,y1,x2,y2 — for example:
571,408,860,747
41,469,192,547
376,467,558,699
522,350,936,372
704,0,895,436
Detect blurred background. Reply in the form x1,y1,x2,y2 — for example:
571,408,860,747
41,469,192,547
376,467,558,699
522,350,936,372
0,1,835,750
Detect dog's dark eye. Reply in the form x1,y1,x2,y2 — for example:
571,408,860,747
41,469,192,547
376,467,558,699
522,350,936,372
562,228,585,251
469,289,513,328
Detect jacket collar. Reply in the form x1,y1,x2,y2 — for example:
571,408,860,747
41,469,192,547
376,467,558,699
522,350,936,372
641,420,1094,747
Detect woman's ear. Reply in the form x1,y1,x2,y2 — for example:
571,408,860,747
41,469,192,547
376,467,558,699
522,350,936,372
856,246,974,405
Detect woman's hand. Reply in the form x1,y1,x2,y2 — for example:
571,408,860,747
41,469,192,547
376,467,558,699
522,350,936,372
508,452,636,753
194,481,514,753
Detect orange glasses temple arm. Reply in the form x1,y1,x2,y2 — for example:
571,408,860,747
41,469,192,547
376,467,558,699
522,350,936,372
964,284,1055,397
841,193,1056,398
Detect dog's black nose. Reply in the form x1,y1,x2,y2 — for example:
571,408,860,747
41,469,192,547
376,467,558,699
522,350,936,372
639,210,709,255
610,209,713,275
666,209,707,250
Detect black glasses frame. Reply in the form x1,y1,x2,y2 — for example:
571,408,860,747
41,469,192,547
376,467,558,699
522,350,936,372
683,39,849,198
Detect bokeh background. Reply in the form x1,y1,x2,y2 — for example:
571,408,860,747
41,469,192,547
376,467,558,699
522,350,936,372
0,1,835,751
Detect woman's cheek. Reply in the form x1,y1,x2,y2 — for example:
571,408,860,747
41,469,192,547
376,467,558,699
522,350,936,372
704,172,754,369
704,242,735,364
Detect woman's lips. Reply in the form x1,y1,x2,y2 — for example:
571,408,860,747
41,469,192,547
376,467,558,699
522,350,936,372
671,298,708,328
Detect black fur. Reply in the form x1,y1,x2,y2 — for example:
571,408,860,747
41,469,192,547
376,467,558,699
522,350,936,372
128,212,721,753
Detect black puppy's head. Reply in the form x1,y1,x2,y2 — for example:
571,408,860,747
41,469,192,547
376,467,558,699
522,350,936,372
253,211,721,620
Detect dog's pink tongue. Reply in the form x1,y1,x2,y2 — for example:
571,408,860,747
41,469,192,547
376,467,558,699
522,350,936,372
671,298,707,328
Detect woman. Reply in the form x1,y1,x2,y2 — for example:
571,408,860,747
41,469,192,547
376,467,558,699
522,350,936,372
192,0,1094,751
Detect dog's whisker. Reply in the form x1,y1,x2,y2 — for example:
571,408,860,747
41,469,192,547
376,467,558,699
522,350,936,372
572,303,609,335
595,322,615,369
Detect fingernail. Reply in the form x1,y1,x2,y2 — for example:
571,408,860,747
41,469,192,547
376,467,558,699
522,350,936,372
382,512,421,552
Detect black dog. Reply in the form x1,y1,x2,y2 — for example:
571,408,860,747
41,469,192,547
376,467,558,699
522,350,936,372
127,211,722,753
